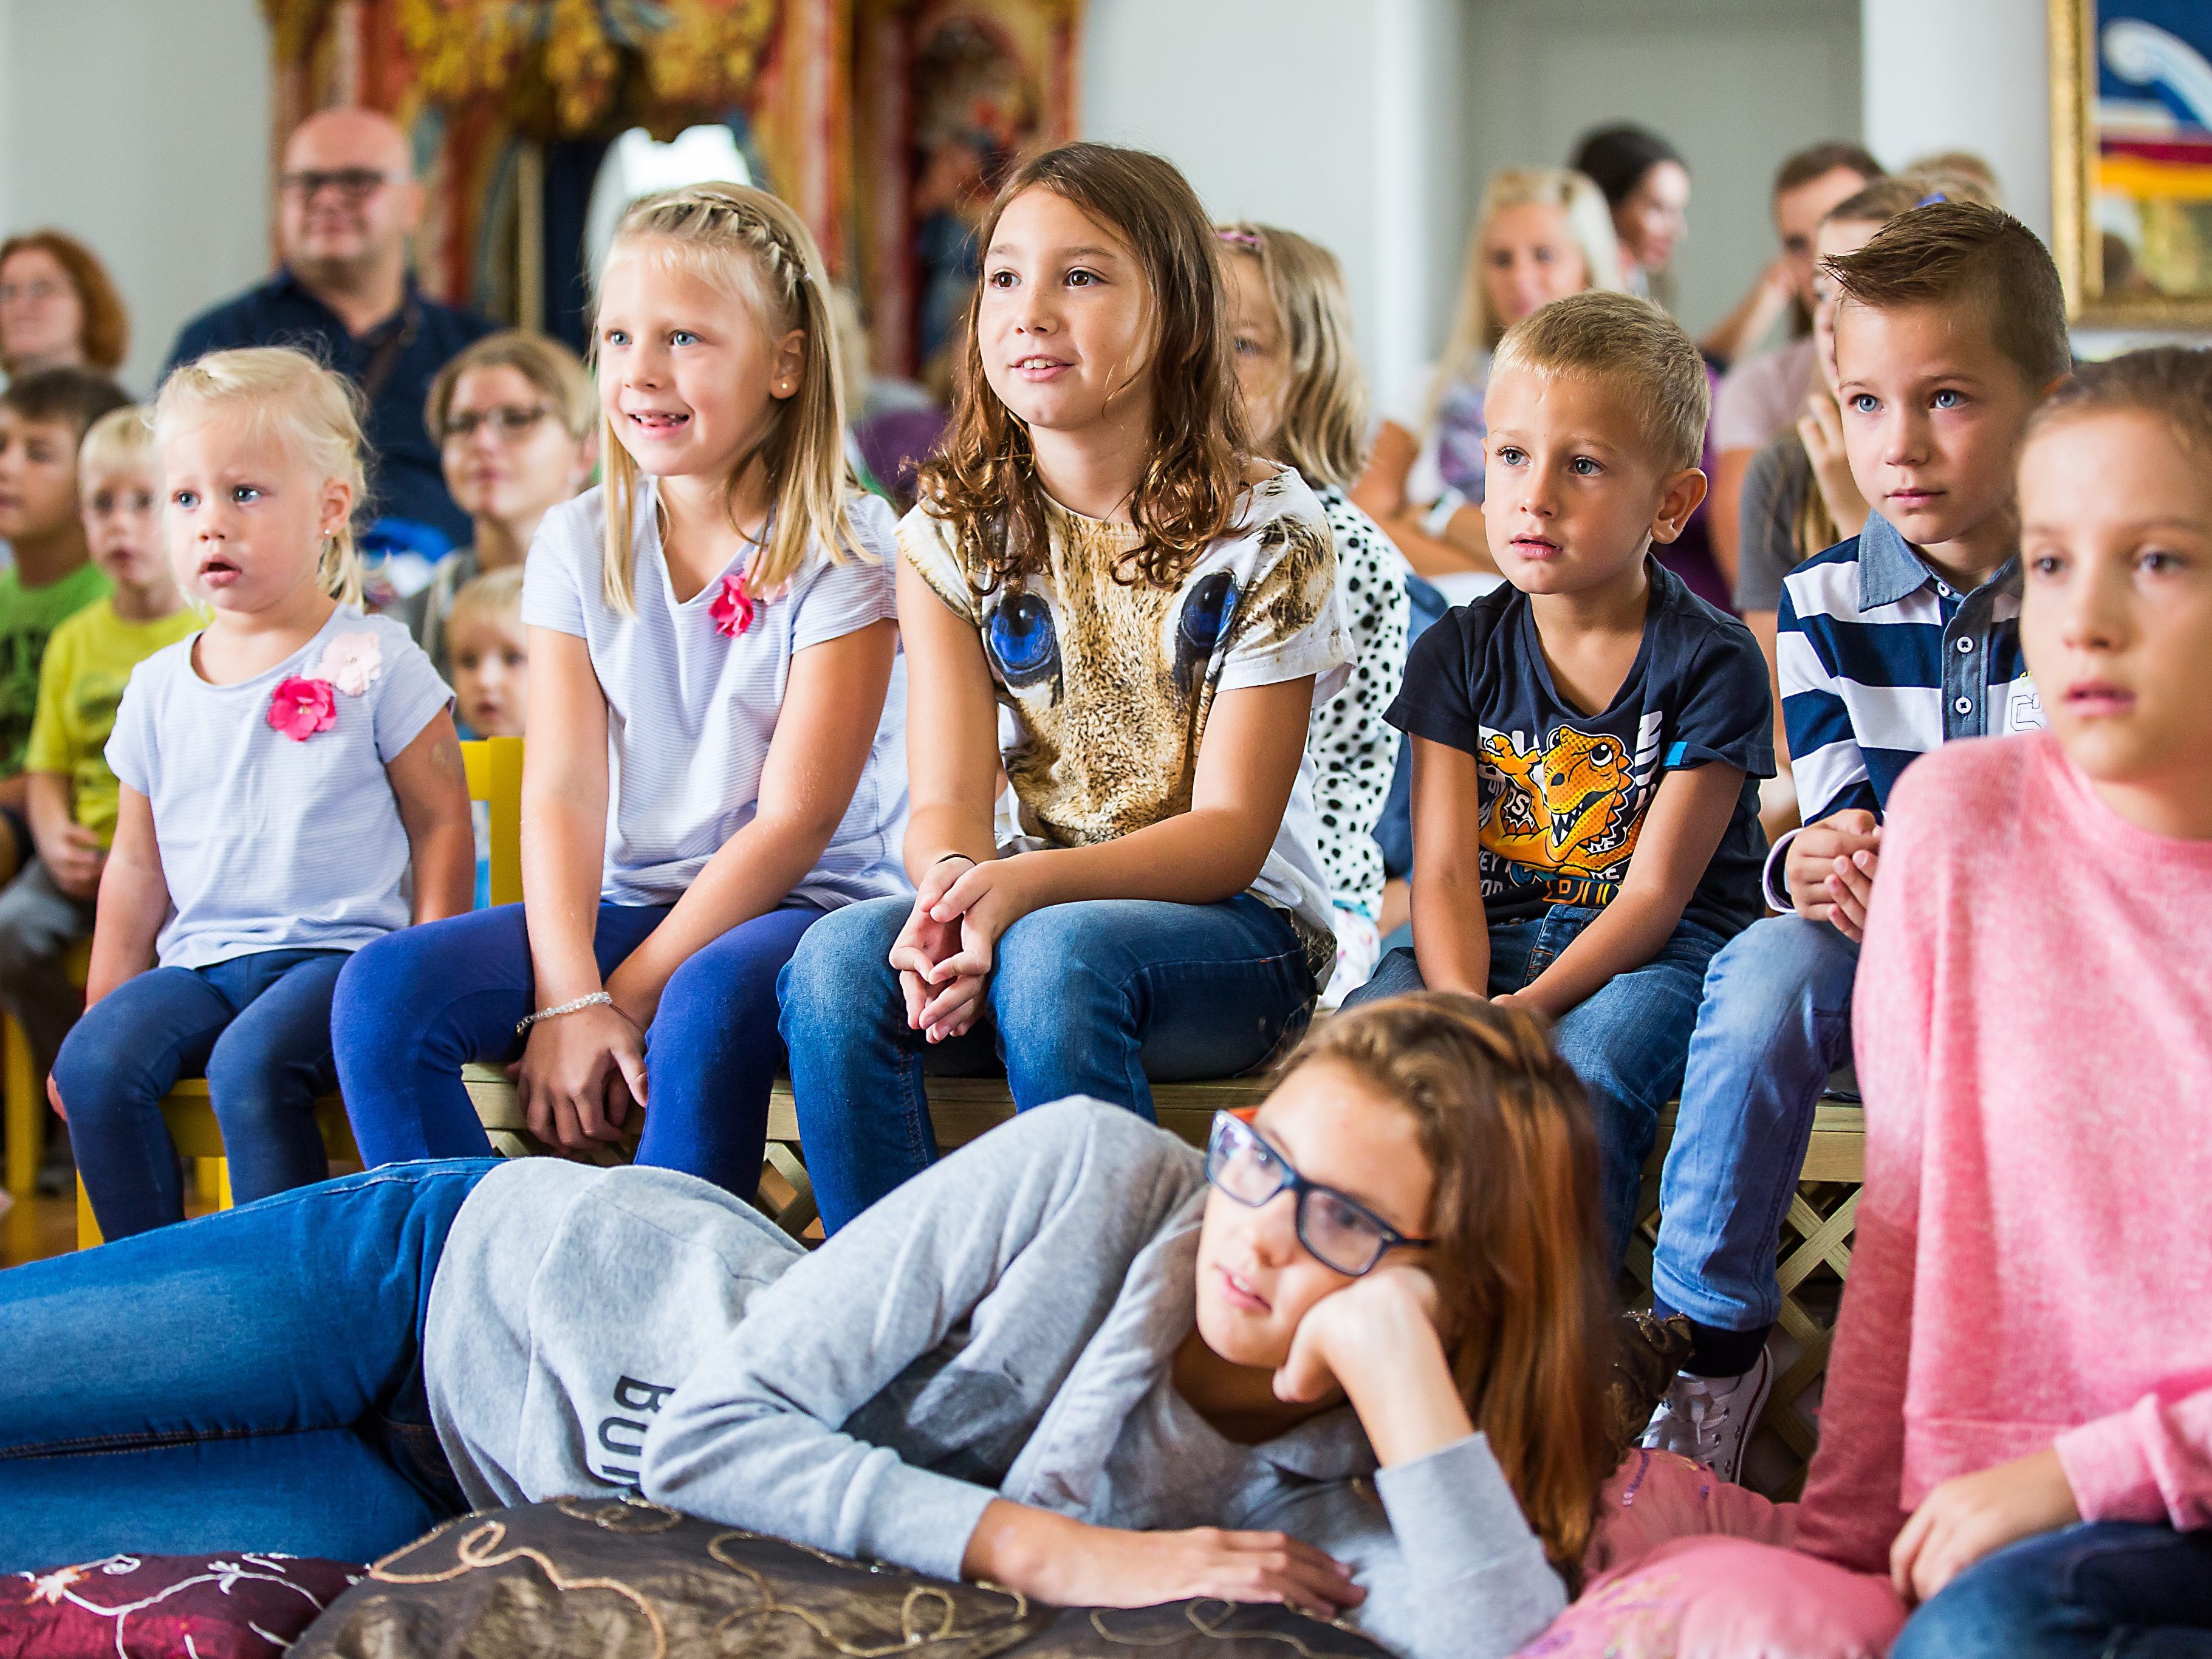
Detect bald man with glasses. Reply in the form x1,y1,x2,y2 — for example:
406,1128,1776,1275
166,107,494,562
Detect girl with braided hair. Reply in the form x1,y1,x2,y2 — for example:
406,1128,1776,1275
331,183,908,1197
3,991,1615,1659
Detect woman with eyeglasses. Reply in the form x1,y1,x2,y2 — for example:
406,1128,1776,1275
407,330,598,677
0,993,1611,1657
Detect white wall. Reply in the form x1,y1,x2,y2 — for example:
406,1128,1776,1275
1462,0,1864,343
1860,0,2050,241
0,0,271,394
1081,0,1465,414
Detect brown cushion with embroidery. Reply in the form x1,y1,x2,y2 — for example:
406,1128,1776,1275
290,1496,1396,1659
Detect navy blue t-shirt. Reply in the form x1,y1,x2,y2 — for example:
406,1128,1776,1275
1388,558,1773,938
167,270,494,546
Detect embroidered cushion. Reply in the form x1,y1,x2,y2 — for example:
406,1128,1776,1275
0,1551,364,1658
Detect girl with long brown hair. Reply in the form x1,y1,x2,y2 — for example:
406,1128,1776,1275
5,991,1614,1659
780,142,1346,1231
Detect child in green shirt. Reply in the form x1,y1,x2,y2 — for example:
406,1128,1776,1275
0,405,196,1130
0,369,130,873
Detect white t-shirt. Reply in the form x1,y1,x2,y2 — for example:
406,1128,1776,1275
521,481,908,909
900,466,1349,982
107,607,451,970
1713,335,1817,454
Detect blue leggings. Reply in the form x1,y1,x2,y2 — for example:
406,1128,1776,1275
55,948,349,1240
0,1161,488,1571
333,900,821,1196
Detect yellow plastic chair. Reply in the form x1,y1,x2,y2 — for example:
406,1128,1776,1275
74,736,524,1248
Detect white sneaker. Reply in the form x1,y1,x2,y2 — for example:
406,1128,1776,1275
1640,1345,1773,1486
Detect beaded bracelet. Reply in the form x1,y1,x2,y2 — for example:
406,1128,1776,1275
515,990,614,1037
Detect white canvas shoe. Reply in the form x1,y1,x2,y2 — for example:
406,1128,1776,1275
1639,1344,1774,1486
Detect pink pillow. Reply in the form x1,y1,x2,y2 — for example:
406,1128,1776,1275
1583,1449,1798,1578
0,1553,363,1658
1516,1537,1906,1659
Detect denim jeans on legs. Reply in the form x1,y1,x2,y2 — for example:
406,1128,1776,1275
0,1160,492,1571
780,892,1315,1232
1344,905,1728,1259
334,900,824,1197
55,948,351,1240
1892,1522,2212,1659
1651,912,1858,1337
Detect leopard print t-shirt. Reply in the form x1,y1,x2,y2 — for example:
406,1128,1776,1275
900,467,1347,983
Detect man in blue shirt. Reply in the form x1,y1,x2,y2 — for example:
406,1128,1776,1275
167,108,493,555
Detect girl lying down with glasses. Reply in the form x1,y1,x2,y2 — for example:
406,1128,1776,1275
0,994,1618,1659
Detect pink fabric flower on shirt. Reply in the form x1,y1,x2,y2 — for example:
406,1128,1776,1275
315,631,385,696
710,572,756,638
267,676,338,742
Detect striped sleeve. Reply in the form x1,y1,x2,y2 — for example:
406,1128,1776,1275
1777,577,1878,827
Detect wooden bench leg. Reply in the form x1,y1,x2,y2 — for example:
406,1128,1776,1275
4,1013,41,1200
76,1177,102,1250
762,1143,817,1239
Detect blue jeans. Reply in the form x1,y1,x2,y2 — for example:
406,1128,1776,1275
1344,905,1728,1256
1651,914,1858,1335
1374,573,1450,881
334,900,823,1197
779,893,1315,1232
1893,1522,2212,1658
56,948,351,1240
0,1161,489,1571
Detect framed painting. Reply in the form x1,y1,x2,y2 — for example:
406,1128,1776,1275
2052,0,2212,326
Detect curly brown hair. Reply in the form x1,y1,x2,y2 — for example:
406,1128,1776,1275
1276,992,1618,1577
0,230,129,374
915,142,1248,593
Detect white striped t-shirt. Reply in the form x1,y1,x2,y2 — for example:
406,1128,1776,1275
106,607,453,970
521,482,909,909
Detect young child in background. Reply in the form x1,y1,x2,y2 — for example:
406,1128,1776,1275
53,348,473,1240
1218,221,1411,1004
781,143,1344,1232
410,330,597,676
444,564,527,909
1346,290,1773,1267
334,185,906,1200
445,565,527,741
0,369,130,876
1790,346,2212,1654
1642,203,2068,1480
0,408,199,1168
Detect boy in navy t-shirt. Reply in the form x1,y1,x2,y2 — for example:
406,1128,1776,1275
1346,290,1772,1260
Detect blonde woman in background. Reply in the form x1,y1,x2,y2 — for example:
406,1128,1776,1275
411,330,597,676
1353,167,1621,583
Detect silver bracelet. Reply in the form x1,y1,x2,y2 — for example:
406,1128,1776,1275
1422,487,1468,540
515,991,614,1036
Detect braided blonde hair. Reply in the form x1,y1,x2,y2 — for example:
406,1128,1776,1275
152,346,368,607
594,183,861,614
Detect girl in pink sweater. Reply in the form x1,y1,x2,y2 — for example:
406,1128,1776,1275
1794,346,2212,1655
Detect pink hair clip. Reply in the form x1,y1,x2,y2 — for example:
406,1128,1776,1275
1216,228,1264,251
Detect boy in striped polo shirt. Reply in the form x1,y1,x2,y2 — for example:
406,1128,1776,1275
1643,202,2072,1480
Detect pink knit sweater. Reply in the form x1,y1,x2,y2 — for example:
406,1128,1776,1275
1795,733,2212,1573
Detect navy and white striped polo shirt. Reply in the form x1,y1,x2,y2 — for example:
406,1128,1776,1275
1776,511,2045,843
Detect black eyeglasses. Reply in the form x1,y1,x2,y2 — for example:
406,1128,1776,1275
442,405,551,442
281,168,396,202
1205,1112,1431,1278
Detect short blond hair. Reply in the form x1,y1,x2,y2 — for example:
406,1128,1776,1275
1491,291,1709,473
447,563,526,636
153,347,368,606
78,404,156,481
1216,222,1368,490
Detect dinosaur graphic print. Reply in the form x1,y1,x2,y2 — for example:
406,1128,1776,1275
1475,710,1665,909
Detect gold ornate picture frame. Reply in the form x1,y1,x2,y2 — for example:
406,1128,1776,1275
2052,0,2212,327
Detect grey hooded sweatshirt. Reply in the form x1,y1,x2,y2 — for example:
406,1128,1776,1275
423,1098,1566,1659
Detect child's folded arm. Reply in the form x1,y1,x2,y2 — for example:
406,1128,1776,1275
1509,761,1743,1021
2055,1387,2212,1530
